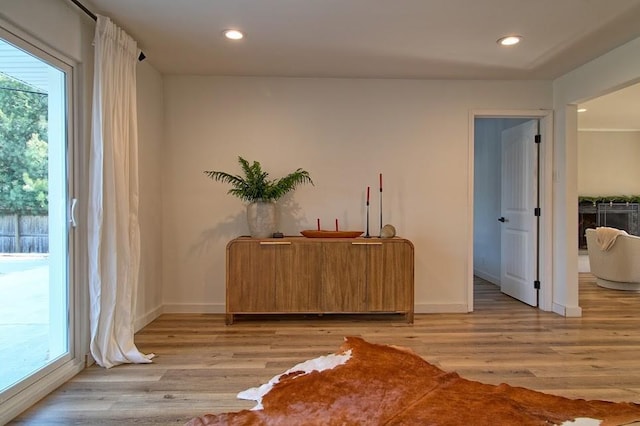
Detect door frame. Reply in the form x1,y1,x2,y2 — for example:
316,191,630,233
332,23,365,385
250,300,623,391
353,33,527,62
468,109,553,312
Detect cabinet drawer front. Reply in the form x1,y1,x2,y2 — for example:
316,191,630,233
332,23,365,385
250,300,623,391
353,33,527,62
322,242,367,312
276,242,322,312
367,242,413,312
227,242,280,312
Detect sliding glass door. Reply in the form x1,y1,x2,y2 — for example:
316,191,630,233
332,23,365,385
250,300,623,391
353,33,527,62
0,33,75,407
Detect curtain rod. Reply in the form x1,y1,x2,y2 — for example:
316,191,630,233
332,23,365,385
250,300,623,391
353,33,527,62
69,0,146,61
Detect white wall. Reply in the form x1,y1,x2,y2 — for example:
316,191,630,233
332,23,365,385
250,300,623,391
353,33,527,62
578,131,640,195
0,0,85,62
473,119,503,285
162,77,552,313
135,61,165,330
553,36,640,316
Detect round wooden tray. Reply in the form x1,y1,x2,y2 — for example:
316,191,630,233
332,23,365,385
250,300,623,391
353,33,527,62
301,230,364,238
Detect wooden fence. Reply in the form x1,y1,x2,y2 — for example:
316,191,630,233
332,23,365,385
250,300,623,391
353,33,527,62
0,215,48,253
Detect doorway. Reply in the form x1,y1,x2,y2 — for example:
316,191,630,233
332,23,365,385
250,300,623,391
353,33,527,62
574,82,640,294
469,111,553,312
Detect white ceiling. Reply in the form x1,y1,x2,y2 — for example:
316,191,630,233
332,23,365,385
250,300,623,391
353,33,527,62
83,0,640,129
84,0,640,79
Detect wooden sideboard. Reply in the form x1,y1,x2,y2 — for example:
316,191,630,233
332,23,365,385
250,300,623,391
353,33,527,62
225,236,414,324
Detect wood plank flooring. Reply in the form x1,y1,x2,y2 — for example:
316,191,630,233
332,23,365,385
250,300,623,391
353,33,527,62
10,274,640,425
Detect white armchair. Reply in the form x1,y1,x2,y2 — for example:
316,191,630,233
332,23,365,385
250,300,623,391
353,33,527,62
585,228,640,291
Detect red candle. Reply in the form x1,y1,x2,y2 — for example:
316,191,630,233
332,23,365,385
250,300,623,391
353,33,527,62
367,186,370,203
335,218,338,231
317,218,320,231
379,173,383,191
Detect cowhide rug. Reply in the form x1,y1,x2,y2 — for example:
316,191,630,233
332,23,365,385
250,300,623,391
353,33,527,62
186,337,640,425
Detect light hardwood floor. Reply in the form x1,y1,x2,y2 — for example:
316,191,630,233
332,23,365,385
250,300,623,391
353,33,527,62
10,274,640,425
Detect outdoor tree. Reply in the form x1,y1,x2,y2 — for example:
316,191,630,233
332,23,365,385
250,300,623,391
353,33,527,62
0,73,48,215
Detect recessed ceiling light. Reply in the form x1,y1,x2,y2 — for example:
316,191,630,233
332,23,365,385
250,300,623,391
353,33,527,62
497,35,522,46
223,29,244,40
577,108,587,112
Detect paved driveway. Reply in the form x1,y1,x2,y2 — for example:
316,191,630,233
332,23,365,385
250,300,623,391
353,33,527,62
0,254,50,392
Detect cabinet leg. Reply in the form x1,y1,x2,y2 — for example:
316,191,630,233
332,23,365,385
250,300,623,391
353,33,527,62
406,311,414,324
225,314,235,325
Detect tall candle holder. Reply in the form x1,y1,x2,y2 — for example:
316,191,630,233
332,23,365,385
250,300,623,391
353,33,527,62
379,173,383,237
365,186,371,238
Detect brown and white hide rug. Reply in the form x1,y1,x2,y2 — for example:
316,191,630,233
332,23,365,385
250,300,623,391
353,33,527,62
186,337,640,426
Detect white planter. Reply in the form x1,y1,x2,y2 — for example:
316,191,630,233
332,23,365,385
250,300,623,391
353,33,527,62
246,201,277,238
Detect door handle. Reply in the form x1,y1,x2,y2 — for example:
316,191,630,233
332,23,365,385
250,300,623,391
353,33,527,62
498,217,506,223
70,198,78,228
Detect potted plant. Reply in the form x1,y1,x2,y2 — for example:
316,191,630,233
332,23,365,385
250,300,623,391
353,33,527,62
204,156,313,238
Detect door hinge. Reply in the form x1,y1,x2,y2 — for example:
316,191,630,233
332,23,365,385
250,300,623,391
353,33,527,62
534,207,541,216
534,280,541,289
534,134,541,144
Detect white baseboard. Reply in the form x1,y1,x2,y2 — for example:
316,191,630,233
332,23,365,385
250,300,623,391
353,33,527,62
134,305,164,332
414,303,469,313
552,303,583,317
473,269,500,286
162,303,226,314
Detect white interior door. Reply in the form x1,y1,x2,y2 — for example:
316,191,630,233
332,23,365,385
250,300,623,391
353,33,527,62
500,120,538,306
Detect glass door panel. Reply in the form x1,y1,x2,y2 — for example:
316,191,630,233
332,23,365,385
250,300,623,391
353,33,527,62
0,37,70,395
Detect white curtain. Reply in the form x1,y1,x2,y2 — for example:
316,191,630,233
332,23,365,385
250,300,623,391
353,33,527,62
88,15,154,368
